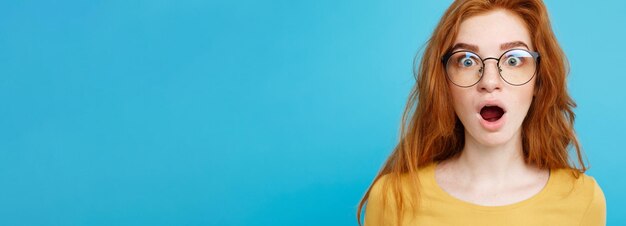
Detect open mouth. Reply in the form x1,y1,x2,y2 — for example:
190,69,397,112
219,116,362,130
480,105,505,122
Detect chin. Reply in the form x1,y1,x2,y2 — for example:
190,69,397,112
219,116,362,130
469,130,518,147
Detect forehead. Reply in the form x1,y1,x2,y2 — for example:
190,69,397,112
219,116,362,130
454,9,533,54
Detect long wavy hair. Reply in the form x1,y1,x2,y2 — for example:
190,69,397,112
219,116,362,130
356,0,588,225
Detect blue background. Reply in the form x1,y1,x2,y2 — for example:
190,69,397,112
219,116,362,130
1,0,624,225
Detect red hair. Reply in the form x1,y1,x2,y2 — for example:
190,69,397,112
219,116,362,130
356,0,587,225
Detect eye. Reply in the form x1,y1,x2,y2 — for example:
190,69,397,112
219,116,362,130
459,57,477,68
505,56,523,67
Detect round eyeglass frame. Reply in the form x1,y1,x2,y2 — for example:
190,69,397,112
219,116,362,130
441,49,541,88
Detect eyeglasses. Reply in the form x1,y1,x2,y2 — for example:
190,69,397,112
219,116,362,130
442,49,540,87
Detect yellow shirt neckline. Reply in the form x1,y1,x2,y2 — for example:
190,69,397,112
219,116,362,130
424,161,554,211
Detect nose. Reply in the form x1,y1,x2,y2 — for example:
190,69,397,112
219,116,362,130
477,59,503,92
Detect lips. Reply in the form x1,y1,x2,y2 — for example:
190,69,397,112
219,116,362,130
476,101,507,131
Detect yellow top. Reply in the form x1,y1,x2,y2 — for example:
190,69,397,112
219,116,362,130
364,162,606,226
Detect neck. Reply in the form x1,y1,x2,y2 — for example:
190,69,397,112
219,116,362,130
448,129,532,185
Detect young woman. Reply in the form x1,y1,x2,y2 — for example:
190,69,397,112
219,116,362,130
357,0,606,225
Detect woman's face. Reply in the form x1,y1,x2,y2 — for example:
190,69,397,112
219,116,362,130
448,9,536,147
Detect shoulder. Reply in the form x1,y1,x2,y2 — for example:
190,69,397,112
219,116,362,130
367,174,391,204
363,174,398,226
364,165,434,226
578,173,606,226
366,173,408,206
550,169,606,225
368,164,435,199
551,168,604,196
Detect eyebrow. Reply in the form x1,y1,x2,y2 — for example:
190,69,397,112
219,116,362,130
449,41,530,52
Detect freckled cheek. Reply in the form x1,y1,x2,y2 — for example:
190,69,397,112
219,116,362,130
511,88,536,115
450,90,474,117
519,86,536,105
